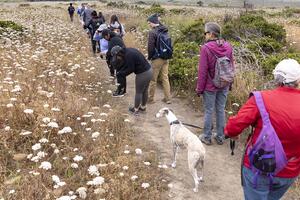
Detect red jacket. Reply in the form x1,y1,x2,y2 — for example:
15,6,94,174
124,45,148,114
225,87,300,178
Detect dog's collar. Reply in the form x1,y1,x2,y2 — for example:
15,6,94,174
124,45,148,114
170,120,180,126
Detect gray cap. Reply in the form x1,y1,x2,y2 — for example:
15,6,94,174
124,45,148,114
205,22,221,37
111,45,123,56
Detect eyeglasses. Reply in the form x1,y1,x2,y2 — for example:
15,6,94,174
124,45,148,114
204,31,210,36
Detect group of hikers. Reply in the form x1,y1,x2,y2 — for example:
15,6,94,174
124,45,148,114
67,3,300,200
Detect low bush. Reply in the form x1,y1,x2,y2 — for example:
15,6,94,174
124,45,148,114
106,1,129,9
261,53,300,78
223,14,286,43
169,42,199,89
177,18,205,44
143,3,166,16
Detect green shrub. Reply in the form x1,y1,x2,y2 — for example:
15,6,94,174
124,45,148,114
246,37,283,54
223,14,286,43
197,1,203,6
143,3,166,16
106,1,129,9
169,8,194,15
169,42,199,89
177,18,205,44
0,20,24,34
261,53,300,78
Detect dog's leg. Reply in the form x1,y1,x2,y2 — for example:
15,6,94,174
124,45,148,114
198,159,204,182
188,151,200,192
171,145,179,168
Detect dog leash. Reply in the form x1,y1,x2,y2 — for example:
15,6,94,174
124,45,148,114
181,122,203,129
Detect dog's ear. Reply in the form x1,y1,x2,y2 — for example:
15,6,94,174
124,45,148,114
163,109,169,115
168,108,174,113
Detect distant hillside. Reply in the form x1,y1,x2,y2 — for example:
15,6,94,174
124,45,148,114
130,0,300,7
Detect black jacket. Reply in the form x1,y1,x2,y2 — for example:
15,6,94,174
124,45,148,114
147,25,168,60
106,32,125,65
85,17,103,35
117,48,151,77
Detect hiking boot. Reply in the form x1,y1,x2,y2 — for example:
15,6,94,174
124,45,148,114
112,89,126,97
214,136,224,145
139,107,146,112
200,136,212,145
129,106,139,116
162,98,171,104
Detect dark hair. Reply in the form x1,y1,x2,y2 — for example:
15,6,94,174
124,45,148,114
91,10,98,17
70,3,72,6
101,29,111,38
110,14,120,24
98,12,104,17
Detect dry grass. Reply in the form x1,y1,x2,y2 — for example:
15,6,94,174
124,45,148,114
0,4,168,200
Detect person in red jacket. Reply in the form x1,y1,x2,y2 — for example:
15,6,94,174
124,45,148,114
225,59,300,200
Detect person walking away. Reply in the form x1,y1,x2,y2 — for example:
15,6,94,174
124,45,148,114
110,46,153,115
84,11,102,55
225,59,300,200
68,3,75,22
82,4,92,29
101,29,126,96
98,12,106,24
196,22,234,145
109,15,125,38
147,14,172,104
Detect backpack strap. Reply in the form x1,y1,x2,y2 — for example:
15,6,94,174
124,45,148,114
252,91,271,124
204,44,218,59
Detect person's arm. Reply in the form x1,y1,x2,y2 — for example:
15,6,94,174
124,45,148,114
147,30,156,60
225,96,260,138
117,55,134,77
196,46,209,95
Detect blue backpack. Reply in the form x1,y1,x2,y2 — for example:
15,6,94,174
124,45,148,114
247,92,288,188
155,30,173,60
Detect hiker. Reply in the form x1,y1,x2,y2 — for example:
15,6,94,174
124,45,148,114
225,59,300,200
109,15,125,38
93,24,109,56
67,3,75,22
110,46,153,115
82,3,93,28
98,12,106,24
147,14,172,104
196,22,234,145
101,29,126,96
84,11,103,54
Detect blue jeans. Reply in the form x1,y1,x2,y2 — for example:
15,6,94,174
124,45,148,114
242,167,296,200
202,89,228,140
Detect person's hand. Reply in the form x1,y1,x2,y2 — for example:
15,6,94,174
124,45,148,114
195,89,203,97
230,136,240,141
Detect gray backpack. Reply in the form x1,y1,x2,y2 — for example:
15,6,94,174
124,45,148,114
205,44,234,88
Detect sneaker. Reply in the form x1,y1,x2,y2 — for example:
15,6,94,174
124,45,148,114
139,107,146,112
162,98,171,104
112,90,126,97
200,136,212,145
214,136,224,145
129,106,139,115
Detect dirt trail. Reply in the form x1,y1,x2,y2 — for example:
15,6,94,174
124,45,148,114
108,71,243,199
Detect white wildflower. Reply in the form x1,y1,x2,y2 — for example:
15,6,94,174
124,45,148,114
58,127,72,134
88,165,99,176
48,122,59,128
73,155,83,162
119,172,124,177
9,189,15,194
39,138,49,143
39,161,52,170
24,109,33,114
73,148,79,152
42,117,51,123
6,103,13,108
51,107,60,112
43,104,49,108
124,119,130,122
131,175,138,181
76,187,87,199
52,175,60,183
135,148,142,155
71,163,78,169
107,90,112,94
103,104,111,108
122,166,129,170
91,132,100,138
37,151,47,158
141,182,150,189
4,126,10,131
99,113,108,117
124,150,130,154
54,149,60,154
144,162,151,166
56,196,71,200
32,143,41,151
86,176,105,186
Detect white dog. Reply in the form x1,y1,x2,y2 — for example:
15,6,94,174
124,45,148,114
156,107,206,192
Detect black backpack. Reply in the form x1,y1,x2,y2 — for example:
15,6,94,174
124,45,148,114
155,30,173,59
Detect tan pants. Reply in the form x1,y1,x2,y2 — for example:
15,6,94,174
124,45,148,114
148,58,171,101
